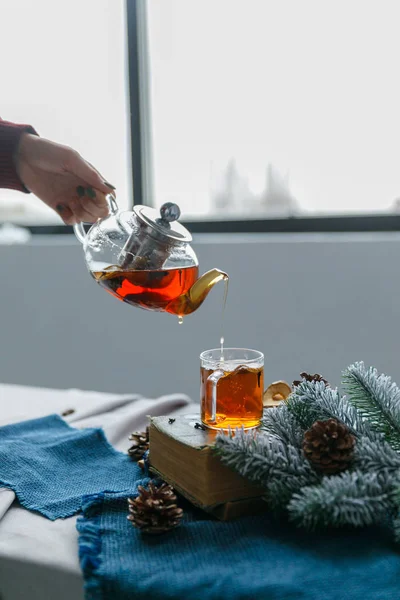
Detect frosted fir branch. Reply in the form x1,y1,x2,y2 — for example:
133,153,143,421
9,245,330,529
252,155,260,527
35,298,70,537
260,404,304,448
214,428,319,508
394,513,400,544
344,362,400,451
288,470,396,530
287,380,382,441
393,486,400,543
354,436,400,476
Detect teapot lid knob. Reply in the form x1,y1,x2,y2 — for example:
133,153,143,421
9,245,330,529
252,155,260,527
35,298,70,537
158,202,181,224
132,202,192,243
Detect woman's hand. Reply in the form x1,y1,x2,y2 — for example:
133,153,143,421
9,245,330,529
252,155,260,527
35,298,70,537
16,134,115,224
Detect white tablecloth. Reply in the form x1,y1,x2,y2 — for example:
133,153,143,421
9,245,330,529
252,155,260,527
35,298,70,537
0,383,197,600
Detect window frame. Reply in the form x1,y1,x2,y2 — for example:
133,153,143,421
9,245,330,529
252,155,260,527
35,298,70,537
21,213,400,235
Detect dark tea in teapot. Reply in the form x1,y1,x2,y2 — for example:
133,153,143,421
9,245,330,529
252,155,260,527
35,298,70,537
92,266,199,314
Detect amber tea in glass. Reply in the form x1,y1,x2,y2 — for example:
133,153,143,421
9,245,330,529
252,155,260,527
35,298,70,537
200,348,264,430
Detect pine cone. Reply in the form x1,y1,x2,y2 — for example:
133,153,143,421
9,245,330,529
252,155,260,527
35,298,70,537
303,418,355,475
127,482,183,535
293,372,329,388
128,427,149,460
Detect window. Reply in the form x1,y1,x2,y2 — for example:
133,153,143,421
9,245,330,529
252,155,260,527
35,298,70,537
0,0,131,224
3,1,400,231
143,0,400,222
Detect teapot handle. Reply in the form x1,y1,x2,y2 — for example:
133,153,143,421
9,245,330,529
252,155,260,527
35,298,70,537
73,194,118,244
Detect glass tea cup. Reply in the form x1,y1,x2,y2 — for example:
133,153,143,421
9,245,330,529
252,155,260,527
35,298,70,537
200,348,264,430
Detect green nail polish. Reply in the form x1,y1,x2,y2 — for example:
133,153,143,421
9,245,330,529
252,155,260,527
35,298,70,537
104,181,116,190
76,185,85,197
86,187,96,199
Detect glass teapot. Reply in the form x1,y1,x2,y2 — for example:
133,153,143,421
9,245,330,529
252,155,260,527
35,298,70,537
73,196,227,316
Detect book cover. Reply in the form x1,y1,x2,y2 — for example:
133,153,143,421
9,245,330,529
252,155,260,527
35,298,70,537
149,414,266,520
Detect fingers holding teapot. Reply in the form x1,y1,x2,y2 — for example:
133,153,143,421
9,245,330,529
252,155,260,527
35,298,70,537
56,186,110,224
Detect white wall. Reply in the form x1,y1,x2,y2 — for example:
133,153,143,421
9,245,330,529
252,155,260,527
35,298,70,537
0,233,399,401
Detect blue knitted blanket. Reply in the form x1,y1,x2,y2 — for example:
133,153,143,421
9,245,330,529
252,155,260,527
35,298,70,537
0,415,139,519
1,415,399,599
77,485,400,600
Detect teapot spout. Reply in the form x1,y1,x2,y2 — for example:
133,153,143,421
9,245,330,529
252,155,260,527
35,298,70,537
166,269,228,316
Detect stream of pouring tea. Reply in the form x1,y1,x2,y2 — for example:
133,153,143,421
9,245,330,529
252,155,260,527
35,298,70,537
219,275,229,363
177,274,229,364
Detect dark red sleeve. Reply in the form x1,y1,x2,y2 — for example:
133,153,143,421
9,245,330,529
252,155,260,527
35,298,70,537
0,119,38,192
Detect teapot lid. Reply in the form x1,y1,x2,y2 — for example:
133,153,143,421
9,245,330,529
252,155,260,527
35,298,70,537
133,202,192,243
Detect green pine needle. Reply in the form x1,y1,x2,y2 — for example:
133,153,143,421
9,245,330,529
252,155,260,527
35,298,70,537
394,513,400,544
289,470,395,530
344,362,400,451
260,404,304,447
214,428,319,509
354,436,400,475
287,380,381,441
387,484,400,543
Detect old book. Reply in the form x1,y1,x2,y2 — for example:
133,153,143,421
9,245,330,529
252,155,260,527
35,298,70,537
148,414,266,520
